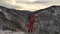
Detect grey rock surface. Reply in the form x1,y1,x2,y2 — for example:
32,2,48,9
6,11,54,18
33,6,60,34
0,6,60,34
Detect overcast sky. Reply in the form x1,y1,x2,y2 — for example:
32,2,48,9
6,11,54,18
0,0,60,11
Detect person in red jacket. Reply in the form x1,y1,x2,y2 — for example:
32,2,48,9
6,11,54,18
28,14,36,32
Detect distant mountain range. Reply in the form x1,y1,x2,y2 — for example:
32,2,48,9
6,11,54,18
0,5,60,34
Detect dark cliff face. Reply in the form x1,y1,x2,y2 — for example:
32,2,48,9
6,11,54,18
0,6,60,34
33,6,60,34
0,6,31,31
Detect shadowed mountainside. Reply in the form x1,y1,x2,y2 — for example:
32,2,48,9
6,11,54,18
0,5,60,34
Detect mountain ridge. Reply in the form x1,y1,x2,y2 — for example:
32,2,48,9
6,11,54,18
0,5,60,12
0,5,60,34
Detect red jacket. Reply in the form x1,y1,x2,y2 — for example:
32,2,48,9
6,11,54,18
28,14,36,32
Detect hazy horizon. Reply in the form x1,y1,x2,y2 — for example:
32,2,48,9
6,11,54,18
0,0,60,11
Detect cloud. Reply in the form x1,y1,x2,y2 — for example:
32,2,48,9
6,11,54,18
0,0,22,9
24,1,50,4
0,0,60,11
15,0,52,4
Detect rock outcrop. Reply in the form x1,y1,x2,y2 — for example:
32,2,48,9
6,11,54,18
0,5,60,34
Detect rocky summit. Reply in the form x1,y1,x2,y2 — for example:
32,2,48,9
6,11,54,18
0,5,60,34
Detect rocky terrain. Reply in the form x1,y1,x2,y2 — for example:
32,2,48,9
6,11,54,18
0,5,60,34
33,6,60,34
